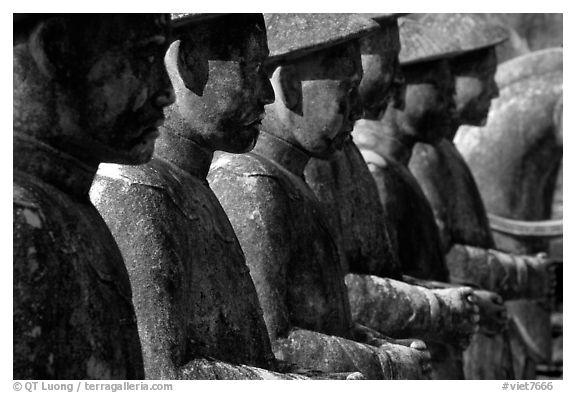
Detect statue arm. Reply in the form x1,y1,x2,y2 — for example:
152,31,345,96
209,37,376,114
445,244,554,302
211,173,292,341
273,327,431,379
92,180,203,379
345,273,480,348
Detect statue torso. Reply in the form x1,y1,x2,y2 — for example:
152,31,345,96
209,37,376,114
305,140,403,280
91,157,275,370
360,149,449,282
409,139,495,250
209,152,352,339
14,168,143,379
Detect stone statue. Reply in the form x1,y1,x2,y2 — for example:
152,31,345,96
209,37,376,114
89,14,330,380
404,13,519,379
210,13,431,379
349,18,508,379
454,47,562,379
303,13,481,362
13,14,176,379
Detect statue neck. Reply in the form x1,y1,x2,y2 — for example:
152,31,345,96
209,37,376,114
253,130,310,177
154,128,213,181
13,133,97,201
354,118,416,166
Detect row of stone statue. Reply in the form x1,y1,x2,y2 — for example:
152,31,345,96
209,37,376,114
13,13,561,380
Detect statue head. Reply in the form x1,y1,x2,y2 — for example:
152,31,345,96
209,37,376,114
164,14,274,154
418,13,508,129
263,13,379,159
357,14,405,120
386,18,459,144
13,14,175,165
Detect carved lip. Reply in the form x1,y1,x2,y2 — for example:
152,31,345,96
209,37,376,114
138,118,165,140
242,115,264,127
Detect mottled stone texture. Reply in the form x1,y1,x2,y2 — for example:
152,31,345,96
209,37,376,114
13,14,176,379
397,18,458,65
410,140,495,253
455,48,563,254
355,131,449,282
305,141,402,279
305,140,478,348
14,137,144,379
209,136,430,379
91,154,281,379
454,48,562,379
264,13,379,64
417,13,508,54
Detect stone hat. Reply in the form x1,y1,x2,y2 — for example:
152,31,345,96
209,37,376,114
264,13,381,65
398,17,460,66
360,13,408,25
496,47,562,87
418,13,509,55
171,13,229,32
14,14,60,32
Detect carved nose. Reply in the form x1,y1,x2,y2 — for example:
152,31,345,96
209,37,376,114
260,77,275,106
155,86,176,108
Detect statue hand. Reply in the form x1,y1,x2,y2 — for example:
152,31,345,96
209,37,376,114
379,339,432,379
538,252,558,308
346,372,366,380
526,252,557,307
432,286,480,349
472,289,507,336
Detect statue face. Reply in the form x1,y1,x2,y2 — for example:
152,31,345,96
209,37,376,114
359,23,405,120
168,14,274,153
69,15,175,164
451,47,498,127
286,41,363,159
397,59,456,144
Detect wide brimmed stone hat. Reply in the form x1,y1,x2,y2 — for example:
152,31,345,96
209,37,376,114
417,13,509,55
398,17,461,66
171,13,230,32
13,13,62,32
264,13,381,65
496,47,563,87
359,13,408,25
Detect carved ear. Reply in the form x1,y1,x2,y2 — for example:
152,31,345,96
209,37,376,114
176,39,209,96
278,64,303,115
28,18,72,80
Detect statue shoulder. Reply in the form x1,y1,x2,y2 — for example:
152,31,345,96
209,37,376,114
95,159,171,189
210,153,292,210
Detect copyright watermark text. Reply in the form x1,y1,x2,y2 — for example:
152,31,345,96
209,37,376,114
13,382,172,393
502,382,554,391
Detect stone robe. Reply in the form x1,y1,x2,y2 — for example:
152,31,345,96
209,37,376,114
305,140,475,345
410,139,515,379
209,133,427,379
410,138,552,379
351,121,468,379
91,139,293,379
13,135,144,379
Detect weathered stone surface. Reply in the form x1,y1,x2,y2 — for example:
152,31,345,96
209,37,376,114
354,123,449,282
397,18,459,65
305,141,402,279
264,13,379,65
14,14,175,379
417,13,508,54
91,154,277,377
90,14,309,380
209,135,430,379
410,140,495,252
455,48,563,253
454,48,562,379
14,138,144,379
